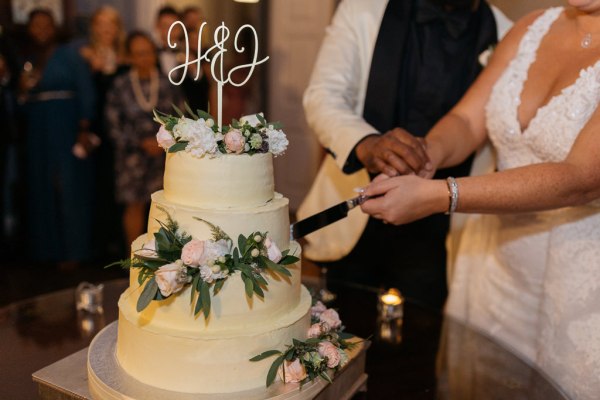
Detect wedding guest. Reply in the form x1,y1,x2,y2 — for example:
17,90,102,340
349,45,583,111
154,5,181,76
80,6,127,258
182,6,204,31
105,31,182,248
179,15,217,114
361,4,600,399
299,0,511,310
20,9,97,266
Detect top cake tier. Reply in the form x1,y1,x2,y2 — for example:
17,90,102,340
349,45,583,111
163,152,274,209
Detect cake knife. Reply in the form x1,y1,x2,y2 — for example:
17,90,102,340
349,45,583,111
290,194,373,240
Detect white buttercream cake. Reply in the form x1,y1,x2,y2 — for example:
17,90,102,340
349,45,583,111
113,151,311,394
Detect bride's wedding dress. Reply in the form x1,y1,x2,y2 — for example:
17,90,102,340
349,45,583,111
446,7,600,399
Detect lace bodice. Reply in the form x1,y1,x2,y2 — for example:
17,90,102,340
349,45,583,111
486,7,600,171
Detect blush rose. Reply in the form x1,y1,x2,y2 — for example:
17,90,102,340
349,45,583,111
155,261,185,297
156,125,176,149
224,129,246,154
181,239,205,267
317,341,341,368
278,359,307,383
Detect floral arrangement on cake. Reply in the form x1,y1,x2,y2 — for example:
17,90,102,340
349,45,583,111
250,300,355,387
153,105,288,158
107,207,298,318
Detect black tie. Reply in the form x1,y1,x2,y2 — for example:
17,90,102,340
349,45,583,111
416,0,472,38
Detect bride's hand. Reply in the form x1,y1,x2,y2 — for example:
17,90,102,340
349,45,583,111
360,175,448,225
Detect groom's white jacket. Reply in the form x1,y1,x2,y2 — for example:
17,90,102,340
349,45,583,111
297,0,512,262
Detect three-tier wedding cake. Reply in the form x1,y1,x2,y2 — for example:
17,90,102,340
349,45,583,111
108,114,312,394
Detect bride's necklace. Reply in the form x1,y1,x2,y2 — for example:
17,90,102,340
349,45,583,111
576,17,600,49
130,69,159,112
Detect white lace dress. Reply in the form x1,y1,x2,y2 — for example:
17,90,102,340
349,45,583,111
445,8,600,399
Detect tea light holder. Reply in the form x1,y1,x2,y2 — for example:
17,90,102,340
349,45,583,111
75,282,104,314
377,318,403,345
378,288,404,321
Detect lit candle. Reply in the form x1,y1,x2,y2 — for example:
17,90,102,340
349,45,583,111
378,288,404,321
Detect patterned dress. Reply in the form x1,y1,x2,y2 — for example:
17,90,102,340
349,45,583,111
446,8,600,399
105,72,181,204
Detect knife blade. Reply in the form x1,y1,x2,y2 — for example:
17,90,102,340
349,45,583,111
290,194,373,240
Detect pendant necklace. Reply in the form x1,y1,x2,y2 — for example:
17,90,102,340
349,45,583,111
130,69,159,112
582,32,592,49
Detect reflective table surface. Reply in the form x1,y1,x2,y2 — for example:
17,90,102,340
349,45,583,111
0,278,569,400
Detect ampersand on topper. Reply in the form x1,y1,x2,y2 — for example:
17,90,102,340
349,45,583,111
167,21,269,129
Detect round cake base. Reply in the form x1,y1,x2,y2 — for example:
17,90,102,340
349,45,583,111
87,322,325,400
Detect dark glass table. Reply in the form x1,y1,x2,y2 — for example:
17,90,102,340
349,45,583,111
0,278,569,399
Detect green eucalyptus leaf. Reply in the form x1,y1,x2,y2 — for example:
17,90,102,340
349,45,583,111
249,350,281,362
201,281,211,319
279,255,300,266
213,279,225,296
184,102,198,119
168,141,188,153
194,287,204,316
191,274,200,304
256,113,267,126
266,355,285,387
137,277,158,312
197,109,214,121
238,234,246,255
244,275,254,298
172,104,184,117
253,283,265,298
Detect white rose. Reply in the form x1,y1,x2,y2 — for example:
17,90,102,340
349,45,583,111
200,239,230,265
278,359,307,383
172,117,197,141
264,237,282,263
155,261,186,297
317,341,341,368
156,125,176,149
266,128,288,156
240,113,262,127
181,239,205,267
200,264,226,283
251,248,260,258
186,129,220,158
199,265,215,283
137,239,157,258
319,308,342,330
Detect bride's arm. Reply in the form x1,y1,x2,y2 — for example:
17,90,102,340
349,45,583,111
425,11,543,171
361,106,600,224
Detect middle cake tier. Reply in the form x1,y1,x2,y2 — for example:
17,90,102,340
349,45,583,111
149,190,290,250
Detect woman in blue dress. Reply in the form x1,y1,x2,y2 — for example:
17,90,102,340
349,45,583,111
22,9,97,265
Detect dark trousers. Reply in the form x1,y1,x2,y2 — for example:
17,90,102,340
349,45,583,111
324,214,449,311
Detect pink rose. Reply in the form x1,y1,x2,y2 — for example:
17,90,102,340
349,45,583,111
278,359,307,383
311,301,327,318
319,308,341,330
155,261,185,297
181,239,205,267
137,239,157,258
156,125,176,149
264,237,283,263
307,323,325,338
318,341,341,368
224,129,245,154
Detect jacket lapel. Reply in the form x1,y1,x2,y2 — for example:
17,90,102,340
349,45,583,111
363,0,414,133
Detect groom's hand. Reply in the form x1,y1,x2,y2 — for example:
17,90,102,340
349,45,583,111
355,128,433,177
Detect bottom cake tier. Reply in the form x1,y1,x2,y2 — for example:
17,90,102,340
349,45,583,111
115,285,312,394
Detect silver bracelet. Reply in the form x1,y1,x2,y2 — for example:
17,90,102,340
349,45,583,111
445,177,459,215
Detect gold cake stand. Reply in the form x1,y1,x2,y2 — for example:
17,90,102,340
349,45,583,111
33,321,368,400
